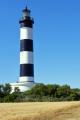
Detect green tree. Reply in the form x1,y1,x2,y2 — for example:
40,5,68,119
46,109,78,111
26,84,47,98
3,84,11,96
56,85,71,98
46,84,60,97
12,87,23,102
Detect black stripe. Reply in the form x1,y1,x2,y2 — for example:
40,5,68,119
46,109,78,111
20,39,33,51
19,19,34,28
20,81,34,83
20,64,34,76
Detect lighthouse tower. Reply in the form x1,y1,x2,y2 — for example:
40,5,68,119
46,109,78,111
11,6,35,92
19,7,34,84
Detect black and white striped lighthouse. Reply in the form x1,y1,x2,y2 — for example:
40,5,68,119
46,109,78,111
19,6,34,83
11,6,35,92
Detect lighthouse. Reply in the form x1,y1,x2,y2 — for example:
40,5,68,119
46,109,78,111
11,6,35,92
19,7,34,84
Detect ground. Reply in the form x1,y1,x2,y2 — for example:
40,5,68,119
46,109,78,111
0,102,80,120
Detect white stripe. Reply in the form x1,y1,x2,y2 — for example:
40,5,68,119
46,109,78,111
20,51,33,64
19,77,34,82
20,27,33,40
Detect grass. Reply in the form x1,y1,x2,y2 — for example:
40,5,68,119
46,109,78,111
0,102,80,120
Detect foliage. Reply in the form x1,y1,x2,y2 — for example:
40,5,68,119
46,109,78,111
24,84,80,102
0,83,80,102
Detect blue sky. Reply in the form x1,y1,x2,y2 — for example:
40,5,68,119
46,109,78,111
0,0,80,88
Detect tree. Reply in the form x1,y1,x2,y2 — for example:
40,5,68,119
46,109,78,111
56,85,71,98
3,84,11,96
12,87,23,102
46,84,60,97
25,84,47,99
0,85,4,97
14,87,20,93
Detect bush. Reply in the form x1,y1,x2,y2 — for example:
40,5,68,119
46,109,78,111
0,83,80,102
